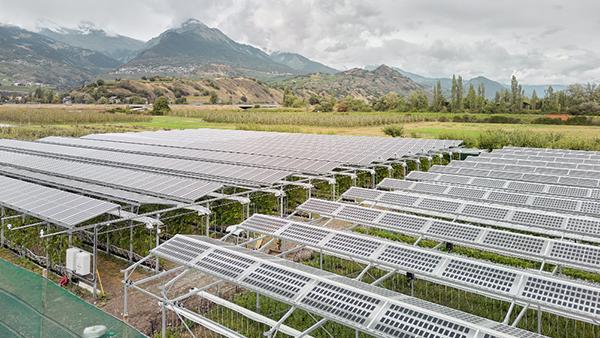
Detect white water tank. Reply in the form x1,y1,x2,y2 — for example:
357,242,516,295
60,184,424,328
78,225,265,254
65,247,91,276
66,247,80,272
75,250,91,276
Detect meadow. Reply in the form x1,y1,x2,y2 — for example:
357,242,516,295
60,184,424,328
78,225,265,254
1,104,600,151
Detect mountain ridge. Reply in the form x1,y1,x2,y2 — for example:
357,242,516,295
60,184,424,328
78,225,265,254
38,22,145,62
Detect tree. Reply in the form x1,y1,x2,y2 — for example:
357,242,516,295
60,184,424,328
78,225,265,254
152,96,170,115
510,75,521,113
450,75,458,112
372,92,406,111
208,91,219,104
308,95,320,105
542,86,559,112
457,75,464,111
431,80,445,112
408,90,429,111
465,83,477,111
530,90,539,110
477,83,486,109
240,95,248,103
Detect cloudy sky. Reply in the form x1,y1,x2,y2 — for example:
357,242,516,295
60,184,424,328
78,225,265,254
1,0,599,84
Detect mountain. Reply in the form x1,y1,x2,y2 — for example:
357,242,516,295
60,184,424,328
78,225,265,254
380,66,569,98
0,24,121,88
521,84,568,97
276,65,424,100
69,78,283,104
269,52,338,74
38,22,145,62
117,19,295,79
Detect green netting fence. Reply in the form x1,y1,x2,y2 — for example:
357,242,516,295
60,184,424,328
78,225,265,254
0,258,145,338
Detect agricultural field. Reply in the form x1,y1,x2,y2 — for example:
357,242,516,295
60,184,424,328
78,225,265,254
2,104,600,151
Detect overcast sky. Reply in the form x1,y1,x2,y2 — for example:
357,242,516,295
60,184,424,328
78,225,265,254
1,0,599,84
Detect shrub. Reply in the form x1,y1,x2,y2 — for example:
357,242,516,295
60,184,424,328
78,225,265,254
382,125,405,137
152,97,171,115
209,91,219,104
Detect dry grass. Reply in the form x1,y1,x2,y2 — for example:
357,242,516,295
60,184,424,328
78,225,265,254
0,104,150,125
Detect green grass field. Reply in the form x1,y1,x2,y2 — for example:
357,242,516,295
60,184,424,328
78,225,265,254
1,104,600,150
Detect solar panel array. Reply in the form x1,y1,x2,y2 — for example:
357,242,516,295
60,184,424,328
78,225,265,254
237,214,600,323
296,198,600,273
342,187,600,243
39,136,340,175
0,175,119,228
447,159,600,180
501,147,600,158
377,178,600,218
0,139,291,187
0,165,178,206
475,152,600,171
429,165,600,189
152,235,546,338
0,149,222,203
83,128,462,166
405,171,600,200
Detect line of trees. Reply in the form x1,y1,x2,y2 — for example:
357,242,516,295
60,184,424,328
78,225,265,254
285,75,600,115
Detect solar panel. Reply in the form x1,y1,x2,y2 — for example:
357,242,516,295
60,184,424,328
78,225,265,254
235,214,600,323
405,170,600,200
430,164,600,189
0,139,292,187
0,165,177,206
83,128,462,166
0,149,222,203
342,187,600,242
39,136,341,175
151,235,546,338
450,158,600,180
378,178,600,218
0,175,119,228
296,198,600,273
475,152,600,172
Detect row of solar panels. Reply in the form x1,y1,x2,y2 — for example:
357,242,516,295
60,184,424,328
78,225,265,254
500,147,600,159
0,149,222,203
430,165,600,189
152,235,546,338
377,178,600,218
405,171,600,200
0,139,291,187
83,129,462,166
449,159,600,180
341,187,600,243
40,136,340,175
477,152,600,169
236,214,600,323
296,198,599,273
0,175,120,228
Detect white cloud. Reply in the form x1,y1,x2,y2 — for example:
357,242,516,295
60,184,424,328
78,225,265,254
0,0,599,84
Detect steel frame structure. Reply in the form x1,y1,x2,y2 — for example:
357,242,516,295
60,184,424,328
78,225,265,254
341,187,600,243
405,171,600,200
295,198,600,273
377,178,600,218
230,214,600,324
123,234,547,338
